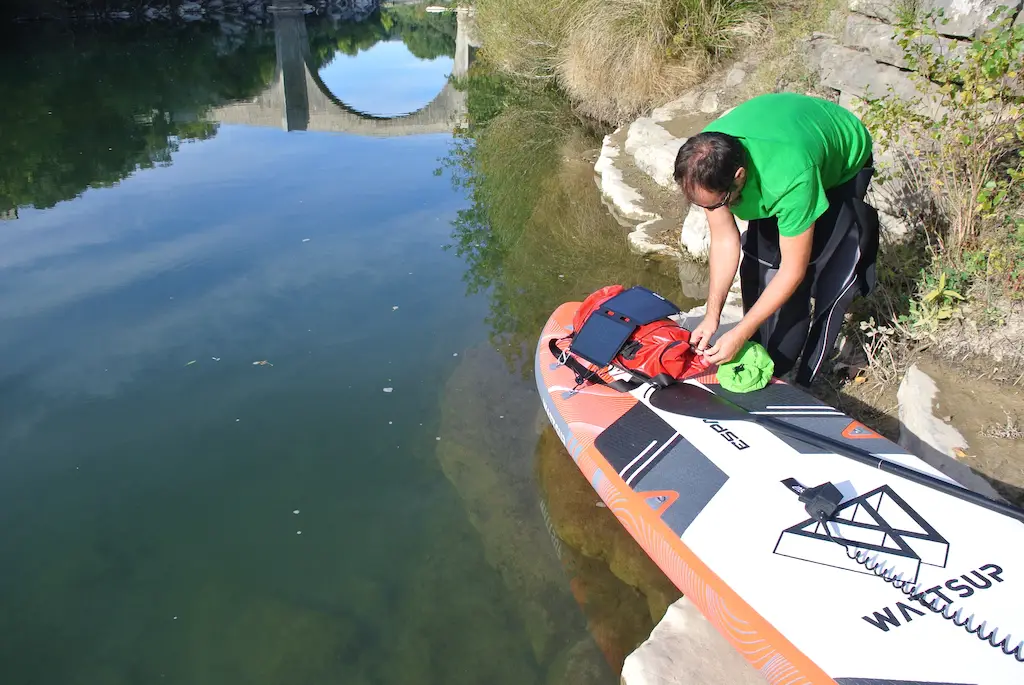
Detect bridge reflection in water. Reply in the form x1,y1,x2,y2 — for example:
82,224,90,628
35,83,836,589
211,1,476,136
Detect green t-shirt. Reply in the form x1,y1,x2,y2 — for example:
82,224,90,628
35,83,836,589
701,93,873,237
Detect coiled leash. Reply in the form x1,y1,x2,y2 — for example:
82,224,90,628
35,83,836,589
786,479,1024,663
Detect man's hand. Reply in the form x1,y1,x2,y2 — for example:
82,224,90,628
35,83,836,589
702,326,750,366
690,315,719,353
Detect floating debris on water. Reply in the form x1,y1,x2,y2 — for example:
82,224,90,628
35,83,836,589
253,360,273,366
453,353,458,357
383,387,393,393
435,437,441,441
302,238,310,242
293,510,300,515
211,357,221,361
185,360,197,366
296,531,302,535
392,306,399,311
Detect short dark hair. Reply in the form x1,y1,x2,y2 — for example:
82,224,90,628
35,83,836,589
673,132,746,200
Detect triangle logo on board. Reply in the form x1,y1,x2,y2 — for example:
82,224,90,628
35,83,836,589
841,421,882,440
773,484,949,583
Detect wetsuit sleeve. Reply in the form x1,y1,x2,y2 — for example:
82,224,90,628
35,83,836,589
773,166,829,238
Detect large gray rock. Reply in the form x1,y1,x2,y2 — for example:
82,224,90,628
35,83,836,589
625,117,684,189
843,14,968,69
918,0,1020,37
679,205,748,260
850,0,1019,36
819,44,945,115
848,0,902,23
620,597,763,685
800,32,840,73
897,364,1008,501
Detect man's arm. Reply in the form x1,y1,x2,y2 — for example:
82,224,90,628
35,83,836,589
704,206,741,321
702,224,814,365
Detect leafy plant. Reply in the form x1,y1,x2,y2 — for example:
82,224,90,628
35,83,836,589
860,6,1024,260
903,271,965,338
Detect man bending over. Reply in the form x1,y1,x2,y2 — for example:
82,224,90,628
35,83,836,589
673,92,879,387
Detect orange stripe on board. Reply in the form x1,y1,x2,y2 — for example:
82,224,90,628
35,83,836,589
577,446,837,685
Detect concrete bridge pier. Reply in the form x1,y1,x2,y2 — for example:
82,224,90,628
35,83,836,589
271,1,312,131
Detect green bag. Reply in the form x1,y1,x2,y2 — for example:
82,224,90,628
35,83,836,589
716,341,774,393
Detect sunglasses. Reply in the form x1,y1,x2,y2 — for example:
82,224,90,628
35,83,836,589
691,185,735,211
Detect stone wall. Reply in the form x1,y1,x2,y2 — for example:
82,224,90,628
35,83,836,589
808,0,1022,234
815,0,1023,118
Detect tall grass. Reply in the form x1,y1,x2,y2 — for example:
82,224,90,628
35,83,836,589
473,0,765,123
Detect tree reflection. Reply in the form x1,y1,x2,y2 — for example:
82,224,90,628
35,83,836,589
440,65,692,377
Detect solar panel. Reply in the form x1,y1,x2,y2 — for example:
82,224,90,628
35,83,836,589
602,286,680,325
569,313,636,367
568,286,681,367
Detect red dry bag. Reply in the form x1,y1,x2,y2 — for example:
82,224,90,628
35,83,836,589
552,284,709,391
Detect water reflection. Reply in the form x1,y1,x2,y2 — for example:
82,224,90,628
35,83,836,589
319,41,454,117
440,67,696,377
0,6,585,685
0,3,688,683
0,1,467,216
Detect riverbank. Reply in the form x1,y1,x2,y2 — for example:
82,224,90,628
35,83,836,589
588,3,1024,514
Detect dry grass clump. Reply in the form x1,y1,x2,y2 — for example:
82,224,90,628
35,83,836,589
474,0,766,123
557,0,699,123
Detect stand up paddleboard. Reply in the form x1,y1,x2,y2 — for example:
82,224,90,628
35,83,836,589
536,299,1024,685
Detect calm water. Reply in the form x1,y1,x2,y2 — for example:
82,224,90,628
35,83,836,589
0,4,690,683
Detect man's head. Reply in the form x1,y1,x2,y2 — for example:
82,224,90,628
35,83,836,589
673,132,747,210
